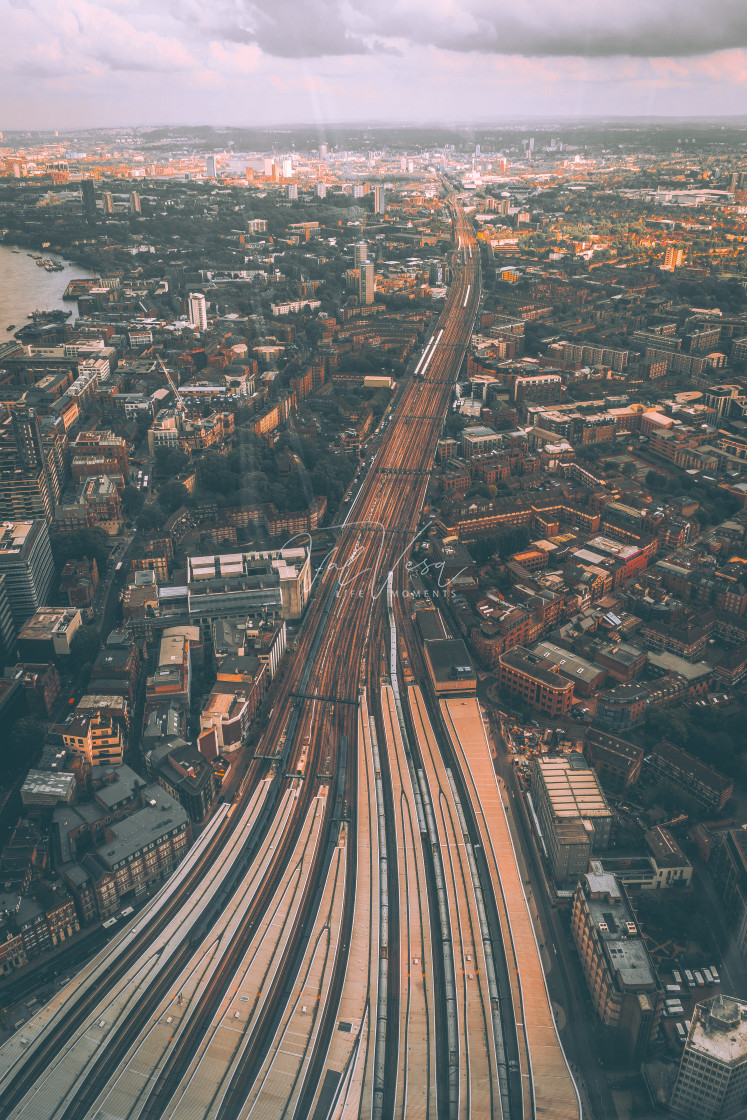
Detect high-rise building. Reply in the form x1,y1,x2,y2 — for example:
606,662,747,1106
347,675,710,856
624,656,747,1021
0,521,55,630
103,192,113,214
129,192,141,215
188,292,208,332
359,260,375,306
571,865,663,1062
670,995,747,1120
374,184,386,214
282,158,293,179
206,155,218,178
11,405,45,474
0,573,15,659
354,241,368,268
352,183,365,199
315,182,326,199
0,405,60,521
664,246,684,269
80,179,96,222
319,143,328,160
286,184,298,201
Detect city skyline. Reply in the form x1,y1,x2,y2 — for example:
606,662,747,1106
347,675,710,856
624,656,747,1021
2,0,747,129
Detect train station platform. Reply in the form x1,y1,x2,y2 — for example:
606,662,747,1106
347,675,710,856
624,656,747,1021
441,697,581,1120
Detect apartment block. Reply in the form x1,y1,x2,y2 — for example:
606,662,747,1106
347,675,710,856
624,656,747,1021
571,865,663,1061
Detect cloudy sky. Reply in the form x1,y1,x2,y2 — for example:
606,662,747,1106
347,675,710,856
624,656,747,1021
2,0,747,130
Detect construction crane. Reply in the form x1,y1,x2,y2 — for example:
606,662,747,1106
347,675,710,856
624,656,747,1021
150,353,187,414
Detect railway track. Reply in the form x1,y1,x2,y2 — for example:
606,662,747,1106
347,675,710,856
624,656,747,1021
0,195,481,1120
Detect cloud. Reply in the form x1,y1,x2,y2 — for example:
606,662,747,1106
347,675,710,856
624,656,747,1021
166,0,747,60
166,0,376,58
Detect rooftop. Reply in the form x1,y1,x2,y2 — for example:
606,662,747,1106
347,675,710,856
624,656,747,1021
536,754,611,820
688,996,747,1065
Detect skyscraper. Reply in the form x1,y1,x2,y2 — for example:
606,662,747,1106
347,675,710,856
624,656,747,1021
206,155,218,178
359,260,375,306
354,241,368,268
374,184,386,214
315,182,326,199
319,143,328,160
80,179,96,222
0,521,55,630
282,158,293,179
670,995,747,1120
188,292,208,332
11,405,45,474
130,191,141,215
286,184,298,201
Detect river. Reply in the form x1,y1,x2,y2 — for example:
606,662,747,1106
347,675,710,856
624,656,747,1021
0,244,93,334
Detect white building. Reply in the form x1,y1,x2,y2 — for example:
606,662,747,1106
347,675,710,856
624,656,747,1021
670,995,747,1120
188,292,207,332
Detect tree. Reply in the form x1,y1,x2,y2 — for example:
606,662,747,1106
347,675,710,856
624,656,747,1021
155,447,189,477
157,482,189,516
122,485,145,517
137,505,164,531
51,528,110,572
70,625,102,669
5,717,46,770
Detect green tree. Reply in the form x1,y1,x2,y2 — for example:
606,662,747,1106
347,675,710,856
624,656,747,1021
157,482,189,516
51,529,110,572
70,625,102,668
155,447,190,477
122,485,145,517
5,717,46,770
137,505,164,531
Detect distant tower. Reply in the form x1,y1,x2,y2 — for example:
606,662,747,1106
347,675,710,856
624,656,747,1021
374,184,386,214
359,260,375,306
400,157,407,172
287,184,298,201
354,241,368,268
664,246,683,270
129,191,141,215
319,143,328,160
475,144,481,157
206,155,218,178
282,158,293,179
80,179,96,222
315,182,327,199
103,192,113,214
188,292,208,332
